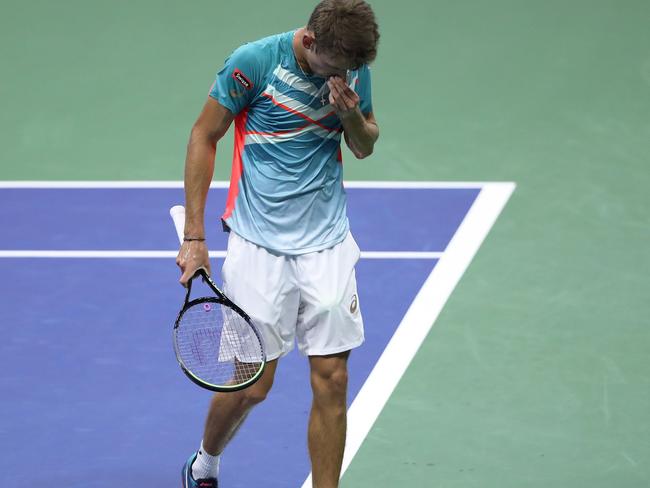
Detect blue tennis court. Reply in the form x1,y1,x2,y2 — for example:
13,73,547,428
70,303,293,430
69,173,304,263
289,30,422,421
0,183,512,487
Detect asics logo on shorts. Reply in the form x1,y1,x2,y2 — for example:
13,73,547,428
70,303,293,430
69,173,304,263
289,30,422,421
350,294,358,314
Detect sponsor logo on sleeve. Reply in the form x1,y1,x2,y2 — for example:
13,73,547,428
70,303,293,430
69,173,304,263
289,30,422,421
232,69,253,90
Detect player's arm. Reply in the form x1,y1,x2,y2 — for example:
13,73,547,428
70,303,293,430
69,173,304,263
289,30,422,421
177,98,235,285
327,76,379,159
341,110,378,159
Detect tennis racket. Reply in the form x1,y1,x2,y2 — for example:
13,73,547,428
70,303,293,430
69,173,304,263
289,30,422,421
170,205,266,392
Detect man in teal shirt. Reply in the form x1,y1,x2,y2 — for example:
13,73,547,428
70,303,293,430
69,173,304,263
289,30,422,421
177,1,380,486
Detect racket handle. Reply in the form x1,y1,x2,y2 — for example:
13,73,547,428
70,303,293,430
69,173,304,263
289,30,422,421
169,205,186,245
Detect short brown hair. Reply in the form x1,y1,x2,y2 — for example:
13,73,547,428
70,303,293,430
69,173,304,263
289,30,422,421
307,0,380,68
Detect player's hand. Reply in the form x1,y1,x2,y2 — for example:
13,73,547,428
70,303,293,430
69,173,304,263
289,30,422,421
327,75,360,120
176,240,211,287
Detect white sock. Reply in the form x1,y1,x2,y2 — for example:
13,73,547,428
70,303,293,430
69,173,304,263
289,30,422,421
192,441,221,480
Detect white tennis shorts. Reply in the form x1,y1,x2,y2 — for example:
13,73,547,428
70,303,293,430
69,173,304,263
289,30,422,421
221,231,364,359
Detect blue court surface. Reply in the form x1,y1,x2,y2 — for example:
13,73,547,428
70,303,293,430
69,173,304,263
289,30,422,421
0,184,488,487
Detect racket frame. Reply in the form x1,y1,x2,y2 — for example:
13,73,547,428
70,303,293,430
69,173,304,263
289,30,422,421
173,268,267,392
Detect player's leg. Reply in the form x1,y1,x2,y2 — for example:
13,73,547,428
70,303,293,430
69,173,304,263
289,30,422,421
308,351,350,487
206,230,298,451
202,357,279,454
185,360,278,486
295,232,364,487
186,231,300,484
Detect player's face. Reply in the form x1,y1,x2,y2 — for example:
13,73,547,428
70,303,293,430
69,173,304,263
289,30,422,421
305,49,353,79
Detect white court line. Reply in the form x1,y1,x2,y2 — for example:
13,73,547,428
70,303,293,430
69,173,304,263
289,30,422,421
0,250,442,260
0,180,503,189
300,181,515,488
0,180,464,261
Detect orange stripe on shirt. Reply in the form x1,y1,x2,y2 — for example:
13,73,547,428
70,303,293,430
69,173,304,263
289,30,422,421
222,108,249,221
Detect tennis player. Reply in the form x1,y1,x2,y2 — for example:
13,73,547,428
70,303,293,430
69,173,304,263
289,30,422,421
176,1,379,486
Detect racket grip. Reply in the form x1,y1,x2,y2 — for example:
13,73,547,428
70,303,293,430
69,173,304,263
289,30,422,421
169,205,186,245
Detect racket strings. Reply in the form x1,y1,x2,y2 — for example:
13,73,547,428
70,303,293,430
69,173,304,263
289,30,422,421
176,301,264,388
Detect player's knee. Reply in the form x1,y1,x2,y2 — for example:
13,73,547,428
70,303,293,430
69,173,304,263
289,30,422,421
312,366,348,403
242,391,267,407
238,359,277,408
241,383,270,407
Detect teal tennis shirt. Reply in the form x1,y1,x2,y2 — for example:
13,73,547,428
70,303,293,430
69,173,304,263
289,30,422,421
209,30,373,254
